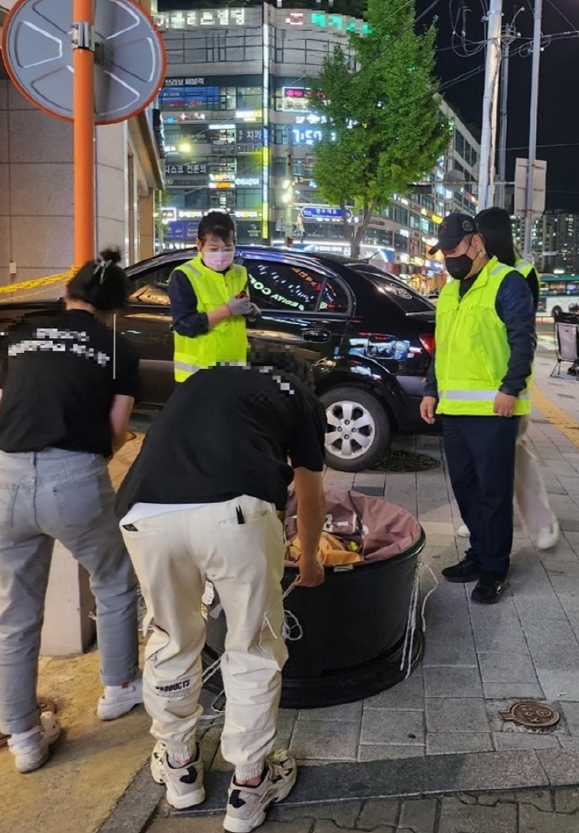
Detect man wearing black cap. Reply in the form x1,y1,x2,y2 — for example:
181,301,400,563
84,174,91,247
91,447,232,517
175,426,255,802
420,212,536,604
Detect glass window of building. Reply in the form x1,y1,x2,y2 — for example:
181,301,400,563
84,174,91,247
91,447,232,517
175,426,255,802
236,188,262,209
237,87,262,110
245,261,323,312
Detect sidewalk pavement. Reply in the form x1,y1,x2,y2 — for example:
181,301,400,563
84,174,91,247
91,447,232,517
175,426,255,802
6,339,579,833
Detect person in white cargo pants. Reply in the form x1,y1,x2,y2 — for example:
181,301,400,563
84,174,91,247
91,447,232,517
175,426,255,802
116,349,326,833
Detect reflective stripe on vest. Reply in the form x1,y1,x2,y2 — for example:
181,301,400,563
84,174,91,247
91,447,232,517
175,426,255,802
434,256,532,417
171,254,249,382
515,257,534,279
439,389,530,401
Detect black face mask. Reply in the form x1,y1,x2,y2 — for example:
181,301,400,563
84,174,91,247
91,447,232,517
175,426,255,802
445,253,473,281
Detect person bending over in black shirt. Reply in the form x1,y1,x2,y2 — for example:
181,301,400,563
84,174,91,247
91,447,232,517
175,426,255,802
0,249,143,775
116,345,327,832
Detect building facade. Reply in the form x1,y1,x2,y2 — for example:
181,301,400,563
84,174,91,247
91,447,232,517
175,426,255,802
0,0,164,285
153,3,480,288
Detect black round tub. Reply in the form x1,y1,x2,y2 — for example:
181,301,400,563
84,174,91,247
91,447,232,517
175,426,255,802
202,489,425,709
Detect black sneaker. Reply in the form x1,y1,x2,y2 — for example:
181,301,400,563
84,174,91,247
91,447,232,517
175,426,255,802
441,557,481,583
471,574,507,605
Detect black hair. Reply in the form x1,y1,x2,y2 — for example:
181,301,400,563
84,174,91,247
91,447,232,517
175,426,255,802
197,211,236,246
475,207,517,267
67,247,128,311
249,343,314,389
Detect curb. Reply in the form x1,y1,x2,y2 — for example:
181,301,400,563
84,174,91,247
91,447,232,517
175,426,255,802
101,748,579,830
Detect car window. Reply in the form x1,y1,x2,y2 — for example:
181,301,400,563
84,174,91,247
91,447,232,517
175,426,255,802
130,284,171,306
319,277,349,314
245,260,323,312
352,268,434,313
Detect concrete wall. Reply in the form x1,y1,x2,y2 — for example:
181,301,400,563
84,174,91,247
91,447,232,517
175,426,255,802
0,76,158,283
0,78,75,284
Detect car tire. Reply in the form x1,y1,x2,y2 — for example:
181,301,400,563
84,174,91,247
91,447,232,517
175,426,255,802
320,386,391,473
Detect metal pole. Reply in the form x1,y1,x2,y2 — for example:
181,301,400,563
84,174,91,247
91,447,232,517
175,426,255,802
524,0,543,260
73,0,96,266
478,0,503,211
497,34,512,210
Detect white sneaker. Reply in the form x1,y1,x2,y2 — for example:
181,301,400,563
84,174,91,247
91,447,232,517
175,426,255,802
224,749,297,833
97,674,143,721
150,740,205,809
535,520,560,551
457,524,470,538
8,711,62,773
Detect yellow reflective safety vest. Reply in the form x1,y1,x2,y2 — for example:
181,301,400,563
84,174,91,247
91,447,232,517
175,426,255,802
515,256,534,279
171,254,249,382
434,256,531,416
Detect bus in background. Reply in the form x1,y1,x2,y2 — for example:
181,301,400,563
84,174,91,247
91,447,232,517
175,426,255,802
538,274,579,318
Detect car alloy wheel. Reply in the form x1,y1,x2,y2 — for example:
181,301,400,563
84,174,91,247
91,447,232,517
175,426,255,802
325,399,376,461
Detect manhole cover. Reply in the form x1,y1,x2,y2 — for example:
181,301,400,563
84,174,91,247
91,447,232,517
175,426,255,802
373,450,441,473
0,698,58,749
500,701,560,729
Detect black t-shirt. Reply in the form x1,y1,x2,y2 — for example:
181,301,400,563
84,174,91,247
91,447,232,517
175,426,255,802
0,309,141,457
115,365,327,515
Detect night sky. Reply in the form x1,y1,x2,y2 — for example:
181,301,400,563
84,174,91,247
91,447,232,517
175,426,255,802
416,0,579,211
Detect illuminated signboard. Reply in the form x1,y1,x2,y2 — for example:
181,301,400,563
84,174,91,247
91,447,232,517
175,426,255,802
165,221,199,240
301,206,352,222
282,87,312,113
160,87,220,110
154,9,246,30
236,177,261,187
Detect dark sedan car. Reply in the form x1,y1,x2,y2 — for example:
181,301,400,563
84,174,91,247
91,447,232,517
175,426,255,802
0,247,437,471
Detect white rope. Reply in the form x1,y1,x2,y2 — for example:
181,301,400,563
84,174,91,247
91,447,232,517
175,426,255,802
400,560,439,680
200,582,303,719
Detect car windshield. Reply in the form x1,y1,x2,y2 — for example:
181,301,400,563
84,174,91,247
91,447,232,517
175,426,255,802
350,266,435,313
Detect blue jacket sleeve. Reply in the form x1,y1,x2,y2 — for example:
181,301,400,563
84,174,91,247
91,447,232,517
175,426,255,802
168,269,209,337
424,352,437,398
495,272,537,396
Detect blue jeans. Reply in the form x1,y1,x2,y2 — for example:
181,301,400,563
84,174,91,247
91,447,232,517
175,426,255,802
0,448,138,734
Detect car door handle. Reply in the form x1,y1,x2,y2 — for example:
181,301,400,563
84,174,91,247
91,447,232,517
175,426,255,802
303,328,331,343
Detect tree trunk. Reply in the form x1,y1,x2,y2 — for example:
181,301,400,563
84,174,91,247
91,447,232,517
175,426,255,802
340,201,353,252
350,205,373,259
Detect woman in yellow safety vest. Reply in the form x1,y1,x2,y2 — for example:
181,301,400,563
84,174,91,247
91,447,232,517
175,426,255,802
168,211,259,382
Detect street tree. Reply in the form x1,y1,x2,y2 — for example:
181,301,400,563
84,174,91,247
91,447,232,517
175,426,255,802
310,0,450,257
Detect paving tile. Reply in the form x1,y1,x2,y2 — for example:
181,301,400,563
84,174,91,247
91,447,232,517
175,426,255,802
360,709,425,746
553,786,579,813
357,744,426,762
356,798,400,828
519,803,579,832
492,732,561,751
537,749,579,785
559,702,579,736
425,698,490,734
438,796,517,832
399,798,438,833
483,682,546,700
423,666,483,698
297,702,363,723
471,623,530,653
291,719,360,762
363,670,424,709
478,652,539,684
269,801,363,826
426,733,493,755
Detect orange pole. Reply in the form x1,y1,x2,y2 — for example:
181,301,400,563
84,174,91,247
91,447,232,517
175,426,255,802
73,0,96,266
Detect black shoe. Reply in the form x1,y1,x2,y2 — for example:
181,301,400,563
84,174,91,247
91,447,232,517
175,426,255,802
471,574,507,605
441,557,481,583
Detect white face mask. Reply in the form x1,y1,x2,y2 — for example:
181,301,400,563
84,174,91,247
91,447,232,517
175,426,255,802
202,251,235,272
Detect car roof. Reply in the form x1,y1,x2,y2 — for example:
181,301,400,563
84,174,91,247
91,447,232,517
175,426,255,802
126,246,401,282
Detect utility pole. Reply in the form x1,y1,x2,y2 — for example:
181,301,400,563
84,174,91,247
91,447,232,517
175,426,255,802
496,22,517,210
524,0,543,260
478,0,503,211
